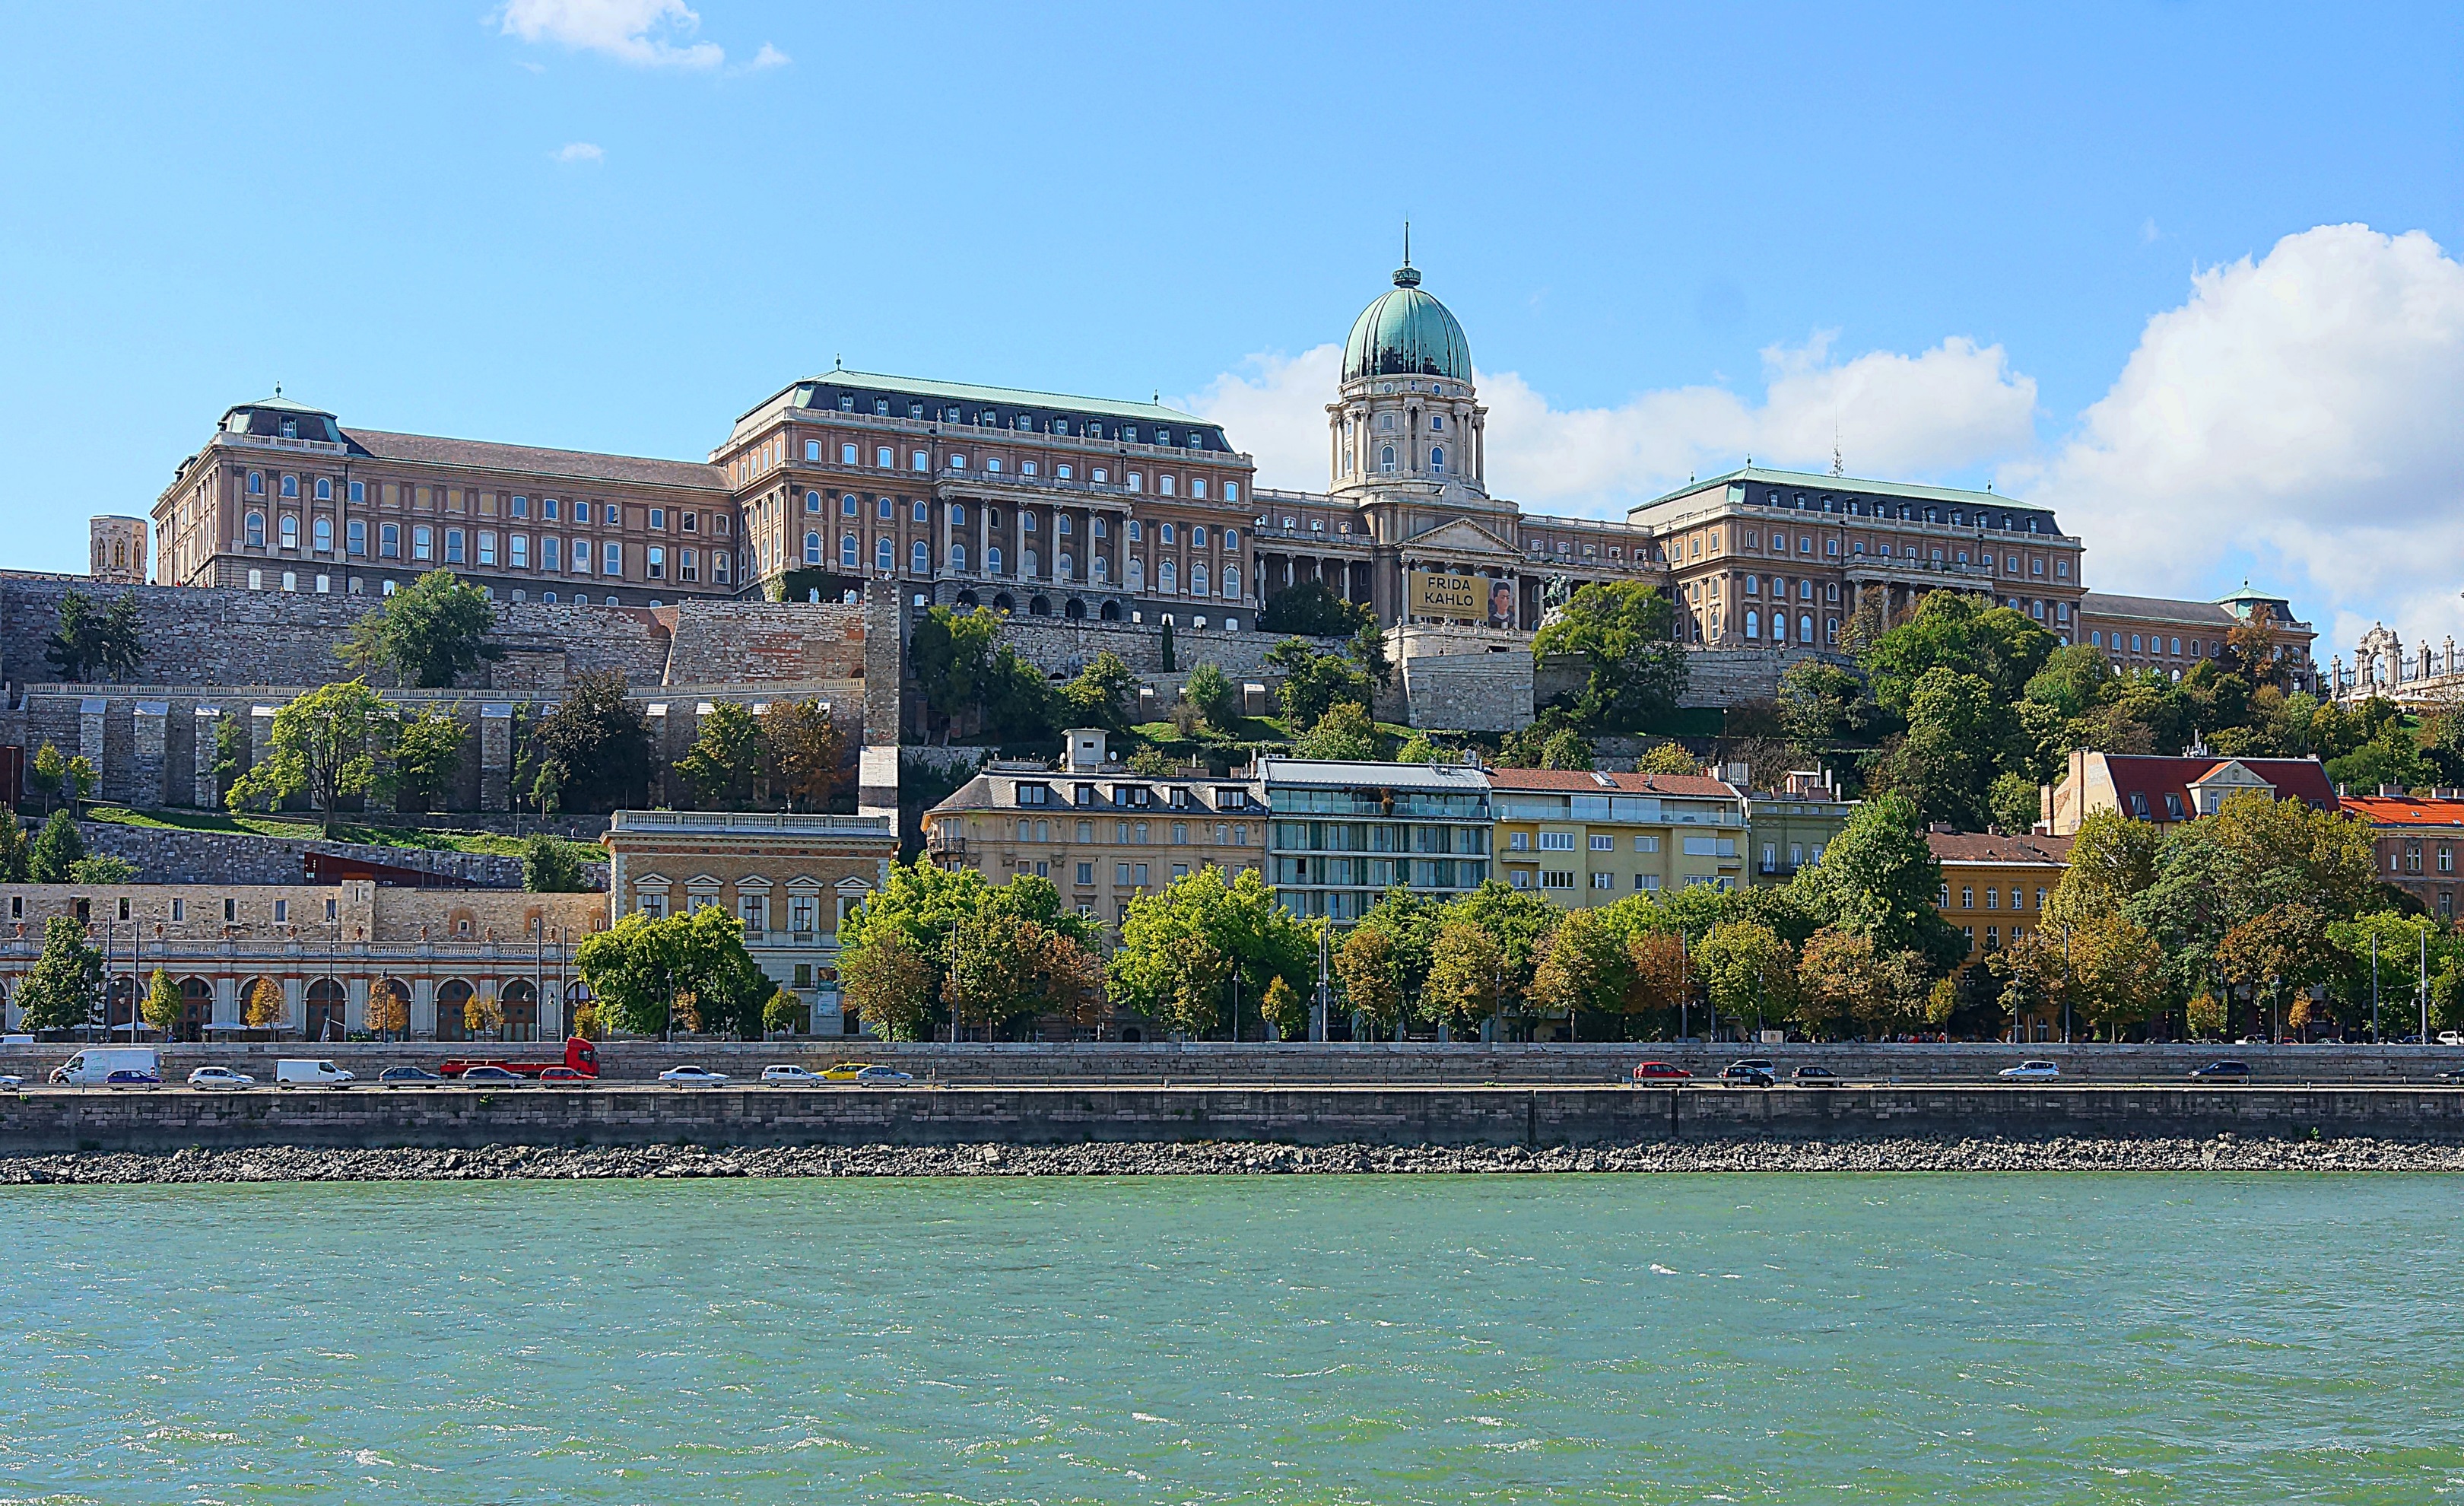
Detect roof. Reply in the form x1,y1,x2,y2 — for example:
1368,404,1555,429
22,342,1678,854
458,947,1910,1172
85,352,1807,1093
339,428,727,492
1926,832,2074,866
2078,592,2240,626
745,367,1208,428
223,393,338,420
2339,795,2464,829
2092,754,2338,818
1343,265,1473,383
1485,767,1741,799
922,770,1262,818
1261,758,1490,791
1634,465,2042,516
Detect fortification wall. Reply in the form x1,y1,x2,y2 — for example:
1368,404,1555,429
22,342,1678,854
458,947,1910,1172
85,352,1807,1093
65,820,608,890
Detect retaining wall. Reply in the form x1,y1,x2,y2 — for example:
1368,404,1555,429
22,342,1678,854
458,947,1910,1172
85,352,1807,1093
69,821,606,889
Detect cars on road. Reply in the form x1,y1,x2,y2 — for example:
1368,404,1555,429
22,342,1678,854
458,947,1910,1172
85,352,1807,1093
820,1062,878,1082
2189,1060,2253,1081
1792,1066,1843,1086
456,1065,526,1085
762,1065,824,1085
2438,1031,2464,1047
0,1073,20,1093
659,1065,729,1088
1721,1060,1777,1088
187,1067,255,1091
275,1059,354,1088
1997,1061,2062,1081
1630,1062,1692,1082
853,1066,914,1086
379,1067,445,1086
539,1066,588,1085
105,1068,163,1089
51,1047,160,1087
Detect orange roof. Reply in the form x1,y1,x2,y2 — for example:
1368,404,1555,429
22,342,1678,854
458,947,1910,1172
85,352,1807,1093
2341,795,2464,828
1486,768,1740,799
1926,832,2074,866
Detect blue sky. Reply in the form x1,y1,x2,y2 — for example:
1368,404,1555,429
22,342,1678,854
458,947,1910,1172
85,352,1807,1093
2,2,2457,653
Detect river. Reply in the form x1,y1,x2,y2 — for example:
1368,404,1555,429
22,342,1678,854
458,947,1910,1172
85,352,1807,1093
2,1174,2456,1502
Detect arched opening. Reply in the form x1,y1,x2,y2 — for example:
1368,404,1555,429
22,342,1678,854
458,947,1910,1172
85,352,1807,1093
1028,596,1052,617
564,980,593,1039
237,977,284,1034
1063,597,1085,619
992,593,1015,613
436,979,475,1043
103,976,138,1033
1099,600,1121,621
1119,1025,1143,1044
367,979,412,1040
956,590,980,608
303,978,348,1043
501,980,539,1044
177,977,213,1043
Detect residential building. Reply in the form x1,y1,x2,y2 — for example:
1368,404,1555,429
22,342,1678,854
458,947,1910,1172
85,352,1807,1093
2339,790,2464,922
1262,755,1491,922
2040,749,2339,836
600,809,898,1036
1926,831,2074,971
2077,584,2318,692
919,730,1265,929
1745,768,1858,884
1489,767,1745,902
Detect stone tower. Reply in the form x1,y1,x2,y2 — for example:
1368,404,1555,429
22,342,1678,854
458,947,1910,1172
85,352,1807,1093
90,515,148,585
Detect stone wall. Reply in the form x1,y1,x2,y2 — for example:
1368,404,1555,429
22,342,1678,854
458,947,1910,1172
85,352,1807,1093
1393,626,1534,732
1674,646,1854,709
658,599,872,688
990,615,1319,681
66,820,606,890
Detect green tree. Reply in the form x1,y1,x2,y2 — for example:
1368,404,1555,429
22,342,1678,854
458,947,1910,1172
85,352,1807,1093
68,855,136,884
1873,668,1999,829
2021,643,2112,721
1444,880,1565,1014
1862,591,2056,716
1293,701,1380,760
1351,621,1393,690
1259,579,1370,637
338,569,505,688
2326,723,2430,795
29,809,84,884
529,670,651,812
1267,639,1370,730
909,605,1002,741
980,645,1058,743
1351,887,1450,1020
2046,809,2164,929
386,705,467,813
1260,976,1306,1039
2216,902,2333,1037
1789,792,1967,973
1793,926,1885,1037
1776,661,1874,748
63,755,96,817
27,742,65,815
15,916,102,1031
211,713,244,806
675,701,765,809
834,856,999,1037
837,930,936,1041
1987,772,2040,836
1696,919,1793,1036
1333,923,1405,1036
763,987,806,1037
0,816,30,883
575,905,772,1039
1059,650,1139,735
2323,912,2443,1032
2066,910,2166,1039
1539,728,1595,770
945,910,1105,1036
522,834,589,893
1529,580,1689,732
226,680,386,834
1183,660,1244,731
1395,732,1445,764
1423,920,1506,1038
42,589,144,683
1108,866,1316,1040
1526,908,1634,1036
141,967,183,1037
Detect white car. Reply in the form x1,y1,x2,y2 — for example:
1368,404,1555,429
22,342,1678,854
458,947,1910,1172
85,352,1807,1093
760,1065,822,1085
187,1066,256,1091
2437,1031,2464,1047
853,1066,914,1087
659,1065,730,1088
1998,1060,2062,1081
0,1074,21,1093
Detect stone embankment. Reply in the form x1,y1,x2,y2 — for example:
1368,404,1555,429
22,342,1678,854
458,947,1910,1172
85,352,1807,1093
5,1134,2460,1184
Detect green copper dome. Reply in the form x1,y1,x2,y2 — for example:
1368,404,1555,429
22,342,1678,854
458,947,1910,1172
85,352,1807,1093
1342,264,1472,383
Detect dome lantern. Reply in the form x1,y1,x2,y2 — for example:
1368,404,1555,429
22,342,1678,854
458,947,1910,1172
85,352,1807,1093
1341,262,1470,385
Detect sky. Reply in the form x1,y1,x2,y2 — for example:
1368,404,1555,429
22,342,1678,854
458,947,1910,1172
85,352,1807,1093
0,1,2457,661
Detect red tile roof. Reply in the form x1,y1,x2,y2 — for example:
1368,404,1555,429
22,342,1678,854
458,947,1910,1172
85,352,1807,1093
1486,768,1740,799
2097,755,2337,821
1926,833,2074,866
2340,795,2464,828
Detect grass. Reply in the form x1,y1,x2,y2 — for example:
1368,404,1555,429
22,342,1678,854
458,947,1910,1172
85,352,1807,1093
83,804,602,863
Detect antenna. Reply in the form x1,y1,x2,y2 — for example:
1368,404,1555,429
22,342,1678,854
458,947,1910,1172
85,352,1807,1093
1831,426,1843,478
1403,220,1411,268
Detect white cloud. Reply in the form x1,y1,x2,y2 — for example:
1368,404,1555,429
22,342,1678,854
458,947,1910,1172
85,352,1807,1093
2013,224,2464,658
1186,333,2037,514
741,41,790,71
551,141,605,164
497,0,724,68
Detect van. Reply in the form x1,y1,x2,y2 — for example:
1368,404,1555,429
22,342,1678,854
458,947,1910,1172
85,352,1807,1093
275,1059,355,1089
50,1047,161,1086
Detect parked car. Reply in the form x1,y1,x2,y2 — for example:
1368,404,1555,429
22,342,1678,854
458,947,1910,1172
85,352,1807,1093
50,1047,160,1087
820,1062,878,1081
187,1066,256,1091
0,1073,21,1093
2438,1031,2464,1047
762,1065,824,1085
1721,1060,1777,1088
1630,1061,1692,1082
457,1065,526,1085
2189,1060,2253,1080
853,1066,913,1086
538,1066,588,1085
275,1059,354,1089
659,1065,729,1088
1997,1060,2062,1081
1792,1066,1842,1086
379,1066,445,1086
2436,1066,2464,1084
105,1068,163,1089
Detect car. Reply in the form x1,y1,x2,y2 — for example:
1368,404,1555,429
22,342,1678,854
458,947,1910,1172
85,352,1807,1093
186,1066,256,1091
1792,1066,1843,1086
1998,1060,2062,1081
1721,1060,1777,1088
379,1066,445,1086
2439,1031,2464,1048
2189,1060,2253,1080
2235,1036,2274,1046
820,1062,878,1082
1630,1061,1692,1082
456,1065,526,1085
2437,1066,2464,1084
853,1065,914,1086
539,1066,587,1085
0,1074,22,1093
104,1068,162,1089
762,1064,824,1085
659,1065,730,1088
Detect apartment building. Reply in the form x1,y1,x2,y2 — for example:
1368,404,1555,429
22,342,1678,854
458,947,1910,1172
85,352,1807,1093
2338,791,2464,922
1489,768,1745,901
2041,749,2338,835
1261,755,1491,921
1926,831,2073,969
1745,768,1858,885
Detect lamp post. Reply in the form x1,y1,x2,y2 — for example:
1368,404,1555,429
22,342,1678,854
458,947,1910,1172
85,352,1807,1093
2372,933,2380,1043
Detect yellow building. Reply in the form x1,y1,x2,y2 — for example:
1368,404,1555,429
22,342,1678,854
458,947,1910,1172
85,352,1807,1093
1925,831,2072,967
1489,768,1745,903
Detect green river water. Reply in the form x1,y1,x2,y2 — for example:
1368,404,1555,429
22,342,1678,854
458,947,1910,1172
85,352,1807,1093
0,1174,2457,1504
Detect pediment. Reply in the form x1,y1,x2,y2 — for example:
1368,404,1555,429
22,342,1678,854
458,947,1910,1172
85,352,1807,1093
834,875,876,893
2190,761,2270,789
1403,516,1520,558
632,872,672,889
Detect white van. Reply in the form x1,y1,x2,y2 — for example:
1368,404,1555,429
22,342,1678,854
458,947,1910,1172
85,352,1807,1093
275,1059,355,1089
50,1047,161,1086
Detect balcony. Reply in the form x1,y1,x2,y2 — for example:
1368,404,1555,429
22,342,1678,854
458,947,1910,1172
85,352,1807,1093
214,431,349,458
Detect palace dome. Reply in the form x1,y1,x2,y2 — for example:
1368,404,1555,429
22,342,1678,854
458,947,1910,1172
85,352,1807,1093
1342,264,1472,384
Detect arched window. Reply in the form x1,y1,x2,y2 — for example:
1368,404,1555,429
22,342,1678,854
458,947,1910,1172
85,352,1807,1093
911,540,929,573
950,503,965,526
1057,552,1074,580
313,516,332,552
1092,556,1108,583
1128,558,1145,590
840,533,859,568
805,490,821,513
987,545,1004,573
1223,565,1239,598
1431,446,1445,472
951,542,967,572
1023,549,1040,577
1800,613,1814,643
247,471,265,496
280,474,298,498
1224,528,1238,551
1160,559,1177,593
1380,445,1396,472
875,538,894,571
804,531,821,564
1192,562,1208,595
314,477,332,500
1159,523,1175,545
246,511,265,547
1772,613,1787,644
1191,526,1206,548
278,516,299,548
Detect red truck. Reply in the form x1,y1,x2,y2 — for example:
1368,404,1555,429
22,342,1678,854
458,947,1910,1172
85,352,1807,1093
439,1037,600,1080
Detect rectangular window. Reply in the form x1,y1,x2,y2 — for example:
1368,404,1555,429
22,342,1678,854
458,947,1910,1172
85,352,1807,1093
347,519,367,556
1634,836,1659,852
412,526,432,561
605,542,622,576
1589,834,1614,851
647,546,665,580
477,531,497,566
1681,836,1717,856
443,529,465,564
510,535,529,569
1542,871,1576,889
1539,831,1574,850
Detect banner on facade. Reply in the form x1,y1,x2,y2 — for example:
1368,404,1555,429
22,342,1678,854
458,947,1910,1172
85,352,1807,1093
1408,570,1484,621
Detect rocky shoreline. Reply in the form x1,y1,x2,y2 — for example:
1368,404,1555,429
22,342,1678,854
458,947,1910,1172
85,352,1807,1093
4,1134,2463,1183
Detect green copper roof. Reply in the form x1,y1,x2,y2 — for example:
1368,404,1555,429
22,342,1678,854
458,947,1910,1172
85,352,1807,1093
1342,265,1472,383
746,367,1208,427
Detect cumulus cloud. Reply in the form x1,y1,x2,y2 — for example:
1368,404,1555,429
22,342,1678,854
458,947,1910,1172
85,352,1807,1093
551,141,605,164
741,41,790,71
2013,224,2464,657
1186,334,2037,513
497,0,724,68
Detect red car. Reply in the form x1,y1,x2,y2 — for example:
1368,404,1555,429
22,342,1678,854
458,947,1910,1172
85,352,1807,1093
1631,1062,1692,1082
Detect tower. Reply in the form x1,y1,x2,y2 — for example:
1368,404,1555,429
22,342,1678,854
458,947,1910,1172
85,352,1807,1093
90,514,148,585
1327,252,1487,504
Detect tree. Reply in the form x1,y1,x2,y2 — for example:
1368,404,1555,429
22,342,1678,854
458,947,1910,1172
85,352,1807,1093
1777,662,1873,748
1259,579,1369,637
576,905,772,1039
1539,729,1595,770
1636,742,1698,776
68,855,137,884
764,987,806,1037
675,701,765,809
2326,723,2430,795
1862,592,2056,716
2066,910,2166,1039
2217,903,2332,1038
1872,668,1999,830
63,756,96,817
386,705,468,812
227,680,386,834
980,646,1058,744
1790,793,1967,973
29,809,84,884
1529,580,1688,732
1793,927,1885,1037
945,909,1105,1035
2023,643,2113,721
339,569,505,688
1125,746,1173,777
1623,931,1690,1034
1294,702,1380,761
465,990,506,1040
244,977,286,1030
1267,639,1370,731
211,714,244,806
1985,931,2063,1041
2205,789,2381,921
910,605,1002,741
1351,622,1393,690
1260,976,1306,1039
1446,881,1566,1012
522,834,589,893
141,968,183,1037
14,917,102,1031
1334,924,1405,1036
1184,660,1243,731
1695,920,1793,1036
837,931,936,1041
1109,866,1316,1039
1987,773,2040,836
530,671,651,812
1057,650,1140,735
1396,732,1446,764
2185,990,2227,1040
1424,921,1506,1038
43,589,143,683
367,980,410,1038
1526,909,1634,1035
2045,809,2163,930
27,742,65,815
0,816,30,883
